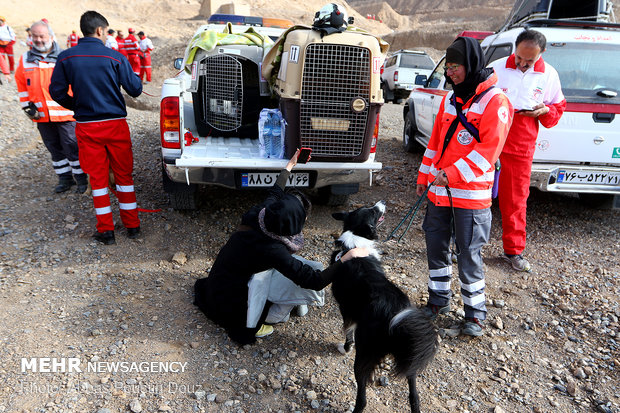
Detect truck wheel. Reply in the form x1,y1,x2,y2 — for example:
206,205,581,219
381,83,393,103
578,193,614,209
403,110,421,153
162,165,197,210
316,186,350,206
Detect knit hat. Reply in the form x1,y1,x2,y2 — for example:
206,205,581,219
128,28,135,33
445,40,466,66
263,194,306,236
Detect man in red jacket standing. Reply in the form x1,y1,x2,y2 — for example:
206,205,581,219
66,30,79,48
491,29,565,272
124,28,140,75
137,31,153,83
116,30,127,57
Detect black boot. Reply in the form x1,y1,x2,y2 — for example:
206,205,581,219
55,175,76,193
75,174,88,194
93,230,115,245
127,226,141,239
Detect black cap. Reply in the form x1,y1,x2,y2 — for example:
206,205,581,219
446,40,466,66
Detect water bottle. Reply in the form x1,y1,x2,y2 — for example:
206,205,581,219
271,111,282,159
262,113,272,158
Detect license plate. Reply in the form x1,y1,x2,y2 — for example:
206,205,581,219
557,169,620,185
241,172,310,187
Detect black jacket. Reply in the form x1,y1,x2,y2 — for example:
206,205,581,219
194,170,342,343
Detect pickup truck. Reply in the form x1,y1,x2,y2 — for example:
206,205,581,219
380,49,435,104
159,17,386,209
403,19,620,207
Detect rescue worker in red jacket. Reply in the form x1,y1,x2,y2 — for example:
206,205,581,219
116,30,127,57
417,37,513,337
124,28,140,75
0,16,16,72
66,30,79,48
137,31,153,83
491,29,565,272
50,11,143,245
15,20,87,193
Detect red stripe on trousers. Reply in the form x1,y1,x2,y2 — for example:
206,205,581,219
76,119,140,232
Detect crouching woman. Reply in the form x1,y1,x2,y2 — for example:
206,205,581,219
194,149,368,345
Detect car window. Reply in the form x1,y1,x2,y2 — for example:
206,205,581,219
386,56,396,67
399,53,435,69
484,44,512,65
427,57,451,90
543,42,620,97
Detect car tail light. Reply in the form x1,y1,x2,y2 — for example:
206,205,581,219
370,113,379,153
160,96,181,149
394,71,399,82
380,64,384,75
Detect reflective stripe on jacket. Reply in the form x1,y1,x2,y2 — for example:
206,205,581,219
417,72,513,209
15,52,74,122
124,35,140,54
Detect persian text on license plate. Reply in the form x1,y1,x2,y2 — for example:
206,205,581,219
241,172,310,187
557,170,620,185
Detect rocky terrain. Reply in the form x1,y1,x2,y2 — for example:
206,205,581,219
0,1,619,412
1,67,619,412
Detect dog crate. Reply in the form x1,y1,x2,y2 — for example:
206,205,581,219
271,28,386,161
190,44,271,138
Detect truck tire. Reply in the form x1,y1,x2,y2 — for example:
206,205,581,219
578,193,614,209
315,185,351,206
403,109,421,153
162,165,197,210
381,83,393,103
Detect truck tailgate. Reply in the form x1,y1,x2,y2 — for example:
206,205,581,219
175,136,382,170
534,109,620,165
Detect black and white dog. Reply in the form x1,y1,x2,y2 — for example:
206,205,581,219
331,201,438,413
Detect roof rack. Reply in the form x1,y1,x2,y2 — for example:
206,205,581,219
523,18,620,30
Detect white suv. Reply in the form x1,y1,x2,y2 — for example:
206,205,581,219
404,20,620,207
381,50,435,104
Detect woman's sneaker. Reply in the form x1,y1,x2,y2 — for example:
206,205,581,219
503,254,531,272
422,303,451,321
255,324,274,338
463,318,484,337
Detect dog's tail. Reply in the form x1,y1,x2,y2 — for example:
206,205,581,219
388,307,439,377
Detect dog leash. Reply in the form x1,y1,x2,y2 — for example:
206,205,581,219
385,181,434,243
444,185,461,257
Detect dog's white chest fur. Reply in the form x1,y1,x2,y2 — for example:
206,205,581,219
336,231,380,260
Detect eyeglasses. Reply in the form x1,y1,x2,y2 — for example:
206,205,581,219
443,64,461,72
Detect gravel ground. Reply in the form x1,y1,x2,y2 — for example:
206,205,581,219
0,73,619,413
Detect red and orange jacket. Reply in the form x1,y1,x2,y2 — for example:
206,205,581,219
66,33,79,48
123,34,140,55
417,72,513,209
116,36,127,56
15,46,74,123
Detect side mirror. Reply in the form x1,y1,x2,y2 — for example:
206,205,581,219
415,74,427,86
173,58,183,70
